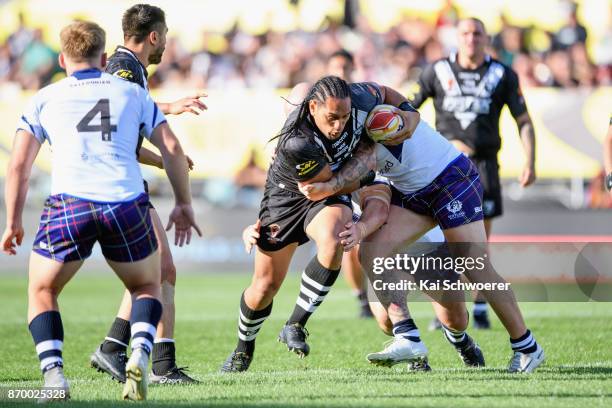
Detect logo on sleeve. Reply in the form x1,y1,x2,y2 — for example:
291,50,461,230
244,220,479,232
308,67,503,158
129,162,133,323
296,160,319,177
114,69,134,81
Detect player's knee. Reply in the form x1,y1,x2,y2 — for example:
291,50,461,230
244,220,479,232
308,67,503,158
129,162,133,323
314,231,343,261
252,276,281,301
29,284,60,300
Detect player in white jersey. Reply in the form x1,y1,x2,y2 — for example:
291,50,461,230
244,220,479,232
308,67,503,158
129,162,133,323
0,21,200,401
300,113,544,373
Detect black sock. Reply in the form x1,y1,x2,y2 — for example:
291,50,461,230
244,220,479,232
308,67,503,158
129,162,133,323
29,311,64,374
236,292,272,355
510,329,538,354
392,318,421,342
152,341,176,375
101,317,131,353
287,256,340,326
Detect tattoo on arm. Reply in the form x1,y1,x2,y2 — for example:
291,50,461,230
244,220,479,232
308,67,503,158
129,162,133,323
329,140,376,193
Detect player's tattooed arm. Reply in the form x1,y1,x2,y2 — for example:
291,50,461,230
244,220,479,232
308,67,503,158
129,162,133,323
299,139,376,201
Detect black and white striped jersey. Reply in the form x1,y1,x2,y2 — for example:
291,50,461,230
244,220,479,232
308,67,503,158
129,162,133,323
269,82,383,194
411,53,527,159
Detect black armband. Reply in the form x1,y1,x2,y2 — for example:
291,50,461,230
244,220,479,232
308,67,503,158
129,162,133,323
359,170,376,188
398,101,417,112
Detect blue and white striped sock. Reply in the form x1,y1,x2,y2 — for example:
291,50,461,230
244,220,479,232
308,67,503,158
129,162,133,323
392,318,421,342
29,311,64,374
130,298,162,355
510,329,538,354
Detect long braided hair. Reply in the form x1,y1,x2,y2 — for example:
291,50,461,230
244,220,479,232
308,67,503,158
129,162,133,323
272,75,351,142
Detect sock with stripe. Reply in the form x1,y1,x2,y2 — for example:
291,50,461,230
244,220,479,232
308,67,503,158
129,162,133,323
442,324,469,349
287,256,340,326
101,317,130,354
510,329,538,354
393,318,421,342
236,292,272,355
130,298,163,355
29,311,64,374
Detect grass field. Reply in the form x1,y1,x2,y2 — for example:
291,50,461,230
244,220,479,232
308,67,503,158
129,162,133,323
0,273,611,407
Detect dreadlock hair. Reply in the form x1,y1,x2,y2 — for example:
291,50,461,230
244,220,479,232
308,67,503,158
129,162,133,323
272,75,351,142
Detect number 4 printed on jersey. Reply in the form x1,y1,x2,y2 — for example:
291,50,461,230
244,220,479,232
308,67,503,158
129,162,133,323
76,99,117,141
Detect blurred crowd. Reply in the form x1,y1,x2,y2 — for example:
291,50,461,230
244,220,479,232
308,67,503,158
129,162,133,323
1,1,610,91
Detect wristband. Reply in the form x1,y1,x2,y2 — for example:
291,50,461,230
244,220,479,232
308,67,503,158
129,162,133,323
606,172,612,192
398,101,417,112
359,170,376,188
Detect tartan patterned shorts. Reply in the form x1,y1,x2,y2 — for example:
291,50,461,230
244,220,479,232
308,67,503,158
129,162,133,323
32,193,158,263
390,154,484,230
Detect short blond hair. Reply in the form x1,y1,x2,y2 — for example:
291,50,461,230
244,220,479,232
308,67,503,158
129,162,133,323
60,21,106,62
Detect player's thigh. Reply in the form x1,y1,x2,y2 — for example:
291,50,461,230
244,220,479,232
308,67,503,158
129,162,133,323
107,250,161,293
28,251,83,295
149,207,176,283
305,203,352,248
360,204,435,269
251,243,298,294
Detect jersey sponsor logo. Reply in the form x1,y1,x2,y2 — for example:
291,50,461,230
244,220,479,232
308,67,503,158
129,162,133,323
296,160,319,177
379,159,394,175
474,206,482,214
113,69,134,81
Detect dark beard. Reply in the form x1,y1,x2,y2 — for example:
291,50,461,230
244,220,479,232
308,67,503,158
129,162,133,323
148,51,163,65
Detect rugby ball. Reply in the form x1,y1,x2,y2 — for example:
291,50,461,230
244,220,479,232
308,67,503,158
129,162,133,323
365,104,404,142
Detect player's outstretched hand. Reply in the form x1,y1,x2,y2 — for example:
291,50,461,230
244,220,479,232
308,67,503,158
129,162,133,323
165,204,202,247
1,225,24,255
520,165,536,187
298,182,334,201
339,222,366,251
242,219,261,254
168,91,208,115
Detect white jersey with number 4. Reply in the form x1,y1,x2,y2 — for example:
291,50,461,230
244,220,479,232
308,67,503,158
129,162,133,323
17,68,166,202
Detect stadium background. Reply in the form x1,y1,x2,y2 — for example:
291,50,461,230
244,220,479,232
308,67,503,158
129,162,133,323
0,0,610,271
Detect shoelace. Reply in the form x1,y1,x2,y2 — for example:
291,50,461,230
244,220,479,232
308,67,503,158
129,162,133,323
288,324,309,341
232,352,251,365
381,338,397,351
172,366,191,375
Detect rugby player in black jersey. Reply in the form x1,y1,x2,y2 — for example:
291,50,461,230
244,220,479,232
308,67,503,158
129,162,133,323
90,4,205,385
221,76,420,372
410,18,536,330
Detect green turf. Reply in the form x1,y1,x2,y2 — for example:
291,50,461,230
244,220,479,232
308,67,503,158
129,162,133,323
0,273,611,407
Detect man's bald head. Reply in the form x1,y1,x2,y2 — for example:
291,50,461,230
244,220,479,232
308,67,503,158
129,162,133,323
457,18,488,61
